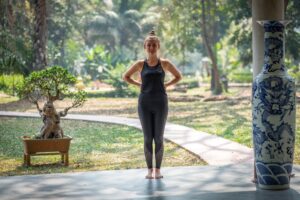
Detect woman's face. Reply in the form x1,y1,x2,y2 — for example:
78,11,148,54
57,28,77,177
144,39,159,55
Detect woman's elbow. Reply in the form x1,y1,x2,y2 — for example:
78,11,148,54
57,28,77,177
177,74,182,81
123,75,129,82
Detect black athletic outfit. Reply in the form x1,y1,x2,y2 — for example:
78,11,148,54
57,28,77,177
138,59,168,169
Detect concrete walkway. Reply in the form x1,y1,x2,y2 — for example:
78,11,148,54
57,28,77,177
0,111,253,166
0,165,299,200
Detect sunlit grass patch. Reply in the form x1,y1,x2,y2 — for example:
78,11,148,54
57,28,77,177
0,92,19,104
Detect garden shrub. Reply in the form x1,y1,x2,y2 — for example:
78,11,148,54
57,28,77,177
177,76,199,89
0,74,24,96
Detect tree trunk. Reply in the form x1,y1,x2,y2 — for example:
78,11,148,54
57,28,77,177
201,0,222,95
4,0,16,76
181,42,186,74
7,0,15,33
33,0,47,71
0,0,15,56
284,0,289,12
60,0,71,67
37,101,64,139
210,67,215,90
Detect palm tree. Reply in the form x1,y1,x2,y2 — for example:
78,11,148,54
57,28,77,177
84,7,159,60
85,10,119,51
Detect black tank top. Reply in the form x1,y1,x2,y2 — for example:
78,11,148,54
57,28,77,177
140,59,166,94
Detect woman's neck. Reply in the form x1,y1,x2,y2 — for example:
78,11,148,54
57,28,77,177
147,55,158,65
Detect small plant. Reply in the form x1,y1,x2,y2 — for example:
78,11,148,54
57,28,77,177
19,66,86,139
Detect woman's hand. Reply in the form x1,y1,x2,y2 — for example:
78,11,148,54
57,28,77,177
164,83,170,90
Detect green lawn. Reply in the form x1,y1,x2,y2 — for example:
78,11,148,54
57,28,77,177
0,117,206,176
1,85,299,170
0,93,18,104
167,90,300,165
168,99,253,146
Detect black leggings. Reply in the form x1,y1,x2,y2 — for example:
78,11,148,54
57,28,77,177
138,93,168,169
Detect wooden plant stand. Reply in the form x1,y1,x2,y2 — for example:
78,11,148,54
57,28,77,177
22,136,72,167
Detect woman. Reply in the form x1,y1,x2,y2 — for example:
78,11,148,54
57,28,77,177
123,30,182,179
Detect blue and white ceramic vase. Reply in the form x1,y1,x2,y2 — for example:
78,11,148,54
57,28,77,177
252,20,296,190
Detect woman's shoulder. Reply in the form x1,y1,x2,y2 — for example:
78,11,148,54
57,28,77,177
132,59,144,65
131,60,145,69
132,60,144,71
160,58,173,69
137,59,145,63
160,58,170,64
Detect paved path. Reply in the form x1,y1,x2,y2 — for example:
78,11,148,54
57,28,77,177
0,165,299,200
0,111,253,166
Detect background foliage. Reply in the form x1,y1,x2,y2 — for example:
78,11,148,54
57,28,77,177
1,0,300,96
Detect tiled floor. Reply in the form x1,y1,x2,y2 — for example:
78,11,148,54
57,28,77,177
0,165,299,200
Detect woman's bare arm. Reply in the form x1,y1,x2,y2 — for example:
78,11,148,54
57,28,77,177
162,59,182,88
123,60,143,87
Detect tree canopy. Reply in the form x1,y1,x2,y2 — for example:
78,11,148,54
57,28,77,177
1,0,300,94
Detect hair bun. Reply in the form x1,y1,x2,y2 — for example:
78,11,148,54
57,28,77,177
149,30,156,36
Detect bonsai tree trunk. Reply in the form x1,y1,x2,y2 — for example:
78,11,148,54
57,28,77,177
34,98,82,139
36,101,64,139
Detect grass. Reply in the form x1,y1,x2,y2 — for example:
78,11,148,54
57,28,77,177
0,92,18,104
0,117,206,176
168,100,253,146
1,85,299,170
167,88,300,164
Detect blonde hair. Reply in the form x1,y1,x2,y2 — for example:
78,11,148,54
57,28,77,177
144,30,160,48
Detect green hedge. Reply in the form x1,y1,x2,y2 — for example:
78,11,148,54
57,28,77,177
177,76,199,89
0,74,24,96
228,72,252,83
86,86,139,98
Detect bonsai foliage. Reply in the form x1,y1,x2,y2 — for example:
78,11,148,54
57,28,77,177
19,66,86,139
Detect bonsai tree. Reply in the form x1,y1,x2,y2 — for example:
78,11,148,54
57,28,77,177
19,66,86,139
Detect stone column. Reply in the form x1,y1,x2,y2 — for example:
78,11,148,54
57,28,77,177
252,0,284,79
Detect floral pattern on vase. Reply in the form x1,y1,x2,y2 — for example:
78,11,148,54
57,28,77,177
252,20,296,190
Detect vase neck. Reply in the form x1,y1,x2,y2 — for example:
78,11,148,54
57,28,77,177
262,21,286,75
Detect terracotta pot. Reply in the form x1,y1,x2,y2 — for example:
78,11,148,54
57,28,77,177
22,135,72,166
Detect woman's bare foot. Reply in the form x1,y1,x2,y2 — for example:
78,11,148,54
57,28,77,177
154,168,163,179
145,168,154,179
